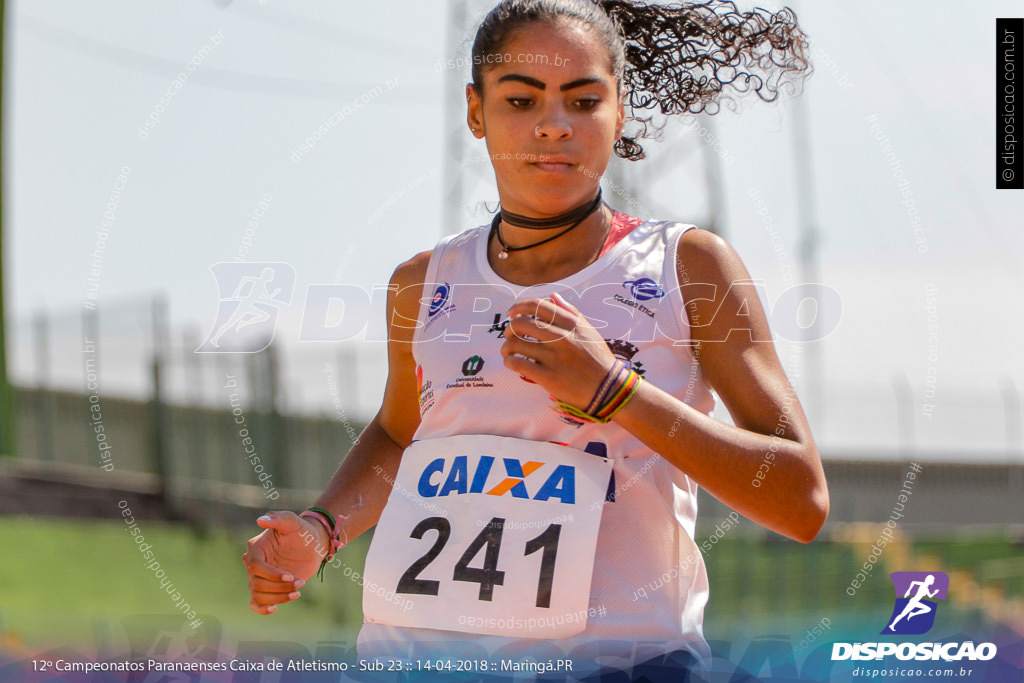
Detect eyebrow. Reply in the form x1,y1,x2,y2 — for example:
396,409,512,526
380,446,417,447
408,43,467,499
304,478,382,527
496,74,607,91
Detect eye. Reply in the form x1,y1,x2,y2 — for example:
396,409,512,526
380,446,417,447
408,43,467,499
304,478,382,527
506,97,533,109
575,99,600,111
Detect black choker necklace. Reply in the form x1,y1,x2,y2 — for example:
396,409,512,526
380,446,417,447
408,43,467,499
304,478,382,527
490,190,604,260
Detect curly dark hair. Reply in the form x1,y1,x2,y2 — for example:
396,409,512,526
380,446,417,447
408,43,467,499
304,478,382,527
471,0,811,160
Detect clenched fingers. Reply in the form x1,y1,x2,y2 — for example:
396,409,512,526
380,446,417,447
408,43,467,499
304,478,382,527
507,297,579,330
242,553,305,615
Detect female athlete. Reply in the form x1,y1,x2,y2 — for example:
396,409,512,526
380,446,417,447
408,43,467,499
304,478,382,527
243,0,829,678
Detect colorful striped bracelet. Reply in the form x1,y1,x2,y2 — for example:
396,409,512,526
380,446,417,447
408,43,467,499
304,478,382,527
556,362,642,424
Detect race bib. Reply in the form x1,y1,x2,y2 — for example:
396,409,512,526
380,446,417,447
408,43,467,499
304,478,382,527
363,434,612,638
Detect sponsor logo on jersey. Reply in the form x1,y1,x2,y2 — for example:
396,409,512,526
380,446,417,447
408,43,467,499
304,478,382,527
418,456,576,504
612,293,656,318
488,313,511,339
423,283,457,332
416,364,435,415
624,278,665,301
462,355,485,376
612,278,663,319
429,283,452,316
446,356,494,390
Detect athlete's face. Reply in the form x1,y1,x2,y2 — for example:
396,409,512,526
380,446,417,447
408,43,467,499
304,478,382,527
467,19,625,216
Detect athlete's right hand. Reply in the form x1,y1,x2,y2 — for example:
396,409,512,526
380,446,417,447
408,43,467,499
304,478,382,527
242,511,327,614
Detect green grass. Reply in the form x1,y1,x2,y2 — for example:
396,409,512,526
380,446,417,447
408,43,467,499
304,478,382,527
2,517,1017,656
700,531,1022,643
703,538,865,616
0,516,369,652
916,534,1024,597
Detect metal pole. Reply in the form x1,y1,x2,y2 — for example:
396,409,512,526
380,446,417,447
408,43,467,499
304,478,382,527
1002,377,1022,496
33,311,54,461
82,306,99,468
1001,377,1022,457
892,372,914,460
791,95,823,422
182,328,203,499
442,0,468,238
0,0,14,458
150,295,171,503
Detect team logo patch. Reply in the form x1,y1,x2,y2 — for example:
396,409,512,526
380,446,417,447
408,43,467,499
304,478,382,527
428,283,452,316
624,278,665,301
881,571,949,635
613,278,663,318
446,356,494,390
462,355,485,376
606,338,645,377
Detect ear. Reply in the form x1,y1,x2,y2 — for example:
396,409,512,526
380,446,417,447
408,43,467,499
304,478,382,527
467,83,486,139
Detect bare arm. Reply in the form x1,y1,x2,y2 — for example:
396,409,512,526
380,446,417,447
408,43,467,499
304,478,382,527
612,228,828,542
242,250,430,612
501,228,828,543
312,249,431,540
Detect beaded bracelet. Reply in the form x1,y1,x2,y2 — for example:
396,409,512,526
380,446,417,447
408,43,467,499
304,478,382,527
555,361,642,424
299,506,346,581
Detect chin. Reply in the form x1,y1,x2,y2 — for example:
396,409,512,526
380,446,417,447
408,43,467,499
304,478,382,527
498,171,596,214
528,179,593,204
526,192,588,215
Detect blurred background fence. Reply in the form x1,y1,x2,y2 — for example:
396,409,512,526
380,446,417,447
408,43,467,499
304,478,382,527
2,294,1023,652
4,294,365,528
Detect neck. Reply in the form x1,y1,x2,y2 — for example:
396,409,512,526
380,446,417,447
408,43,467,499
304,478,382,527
488,205,613,285
500,189,603,230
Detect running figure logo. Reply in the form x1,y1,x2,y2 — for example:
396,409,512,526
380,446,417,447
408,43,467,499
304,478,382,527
197,263,295,353
881,571,949,635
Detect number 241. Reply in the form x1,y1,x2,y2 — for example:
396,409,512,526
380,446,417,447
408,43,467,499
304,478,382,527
396,517,561,608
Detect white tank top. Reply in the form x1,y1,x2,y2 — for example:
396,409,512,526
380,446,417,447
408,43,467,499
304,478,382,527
358,215,716,672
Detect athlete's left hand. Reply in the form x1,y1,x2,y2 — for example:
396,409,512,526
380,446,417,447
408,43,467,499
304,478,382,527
500,292,617,408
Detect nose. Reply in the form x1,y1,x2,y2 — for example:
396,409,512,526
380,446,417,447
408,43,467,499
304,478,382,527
534,106,572,140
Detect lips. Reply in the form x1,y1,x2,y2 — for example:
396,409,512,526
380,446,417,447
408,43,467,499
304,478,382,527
532,161,573,172
530,154,574,165
529,155,575,172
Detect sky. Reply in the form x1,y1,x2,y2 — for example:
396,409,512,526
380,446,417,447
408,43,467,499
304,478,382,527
4,0,1023,460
